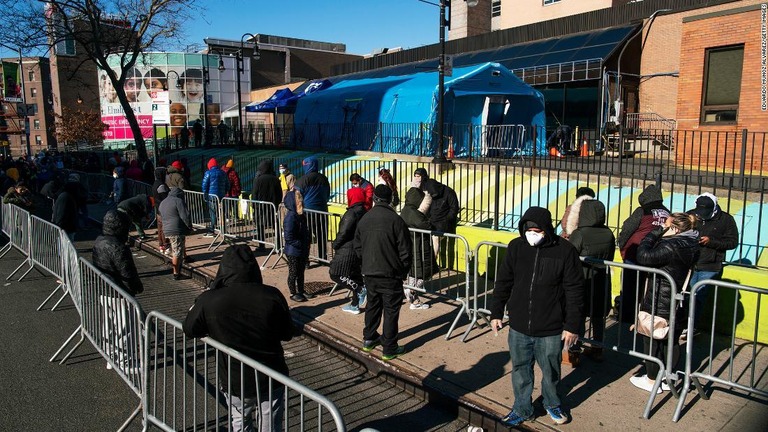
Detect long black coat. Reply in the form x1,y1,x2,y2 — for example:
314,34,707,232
637,230,700,321
92,211,144,296
329,202,366,279
400,189,438,280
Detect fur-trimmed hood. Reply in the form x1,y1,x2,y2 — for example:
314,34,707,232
564,195,593,236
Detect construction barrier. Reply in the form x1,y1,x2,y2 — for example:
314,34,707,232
143,311,347,432
403,228,473,340
220,197,280,267
673,280,768,421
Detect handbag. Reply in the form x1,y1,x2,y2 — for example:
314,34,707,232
632,270,692,340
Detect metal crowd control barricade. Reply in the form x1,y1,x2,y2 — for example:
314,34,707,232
52,258,146,432
184,190,225,250
143,311,347,432
469,243,682,419
402,228,474,340
305,208,341,265
220,197,281,268
673,280,768,422
2,204,32,281
49,235,84,364
24,215,69,311
84,172,114,203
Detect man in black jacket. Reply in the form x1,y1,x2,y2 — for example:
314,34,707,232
92,210,144,372
52,181,80,241
413,167,460,269
354,185,412,361
250,159,283,250
117,194,151,240
490,206,584,427
687,193,739,330
184,245,294,432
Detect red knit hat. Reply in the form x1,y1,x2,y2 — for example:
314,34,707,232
207,158,217,169
171,160,183,170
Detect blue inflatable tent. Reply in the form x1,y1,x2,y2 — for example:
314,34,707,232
292,62,545,157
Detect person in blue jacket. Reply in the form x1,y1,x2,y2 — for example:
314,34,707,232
201,158,229,237
283,189,313,302
294,156,330,261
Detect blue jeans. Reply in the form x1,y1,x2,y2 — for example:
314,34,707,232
207,196,219,233
689,270,721,328
508,328,563,418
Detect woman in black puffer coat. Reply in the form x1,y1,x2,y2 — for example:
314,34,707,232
631,212,699,394
329,187,368,314
399,187,438,310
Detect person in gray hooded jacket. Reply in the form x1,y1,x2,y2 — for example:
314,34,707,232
159,187,192,280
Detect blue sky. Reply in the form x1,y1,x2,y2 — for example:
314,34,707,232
180,0,439,55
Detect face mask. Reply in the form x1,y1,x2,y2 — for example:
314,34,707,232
279,169,285,174
113,173,119,179
525,231,545,247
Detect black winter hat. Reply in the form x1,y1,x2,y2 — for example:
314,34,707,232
373,184,393,204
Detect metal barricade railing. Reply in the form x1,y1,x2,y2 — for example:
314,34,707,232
0,202,14,257
2,203,33,281
403,228,473,340
673,280,768,422
143,311,347,432
305,208,341,265
220,197,280,268
83,172,114,202
52,258,146,431
49,234,85,364
25,215,68,311
469,242,683,419
184,190,210,230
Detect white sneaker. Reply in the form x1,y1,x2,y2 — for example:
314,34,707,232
629,375,662,394
106,362,113,370
410,302,430,310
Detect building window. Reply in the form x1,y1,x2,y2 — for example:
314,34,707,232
31,88,37,97
33,119,40,130
27,104,38,115
35,135,42,146
28,70,35,81
701,45,744,124
543,0,562,5
492,0,501,17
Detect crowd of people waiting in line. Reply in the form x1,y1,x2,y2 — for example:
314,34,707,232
2,150,740,431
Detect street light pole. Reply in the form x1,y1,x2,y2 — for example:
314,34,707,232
237,33,259,146
433,0,448,164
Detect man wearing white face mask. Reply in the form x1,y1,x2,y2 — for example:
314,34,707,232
490,206,584,427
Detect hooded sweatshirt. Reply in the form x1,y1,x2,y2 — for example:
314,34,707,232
618,185,670,261
686,193,739,271
489,206,584,337
568,199,616,262
400,187,438,280
282,190,311,257
294,156,330,211
92,210,144,296
159,188,191,236
165,163,187,190
183,244,294,397
222,162,241,198
250,160,282,207
423,179,460,233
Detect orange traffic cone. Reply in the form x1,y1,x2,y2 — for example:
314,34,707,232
580,140,589,157
447,138,455,159
549,146,562,158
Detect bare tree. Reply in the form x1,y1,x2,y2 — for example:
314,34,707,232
4,0,201,161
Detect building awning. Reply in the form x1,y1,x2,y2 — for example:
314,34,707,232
327,24,639,86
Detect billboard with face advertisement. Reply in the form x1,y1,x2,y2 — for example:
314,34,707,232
99,52,248,144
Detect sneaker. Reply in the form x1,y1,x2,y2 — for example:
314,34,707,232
172,273,181,281
203,232,215,238
290,294,308,302
500,410,531,427
358,288,367,308
381,346,407,361
410,302,430,310
545,406,570,425
629,375,662,394
361,337,381,352
302,292,316,300
163,247,172,256
106,362,113,370
342,304,361,315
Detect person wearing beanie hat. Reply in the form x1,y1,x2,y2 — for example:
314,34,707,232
201,156,230,237
184,244,294,431
330,187,369,314
165,160,187,190
222,159,241,199
354,182,413,361
616,184,670,324
685,192,738,333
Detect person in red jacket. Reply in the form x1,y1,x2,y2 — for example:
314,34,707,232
349,173,374,211
222,159,241,198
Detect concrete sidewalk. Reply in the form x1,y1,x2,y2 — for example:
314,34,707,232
89,202,768,431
